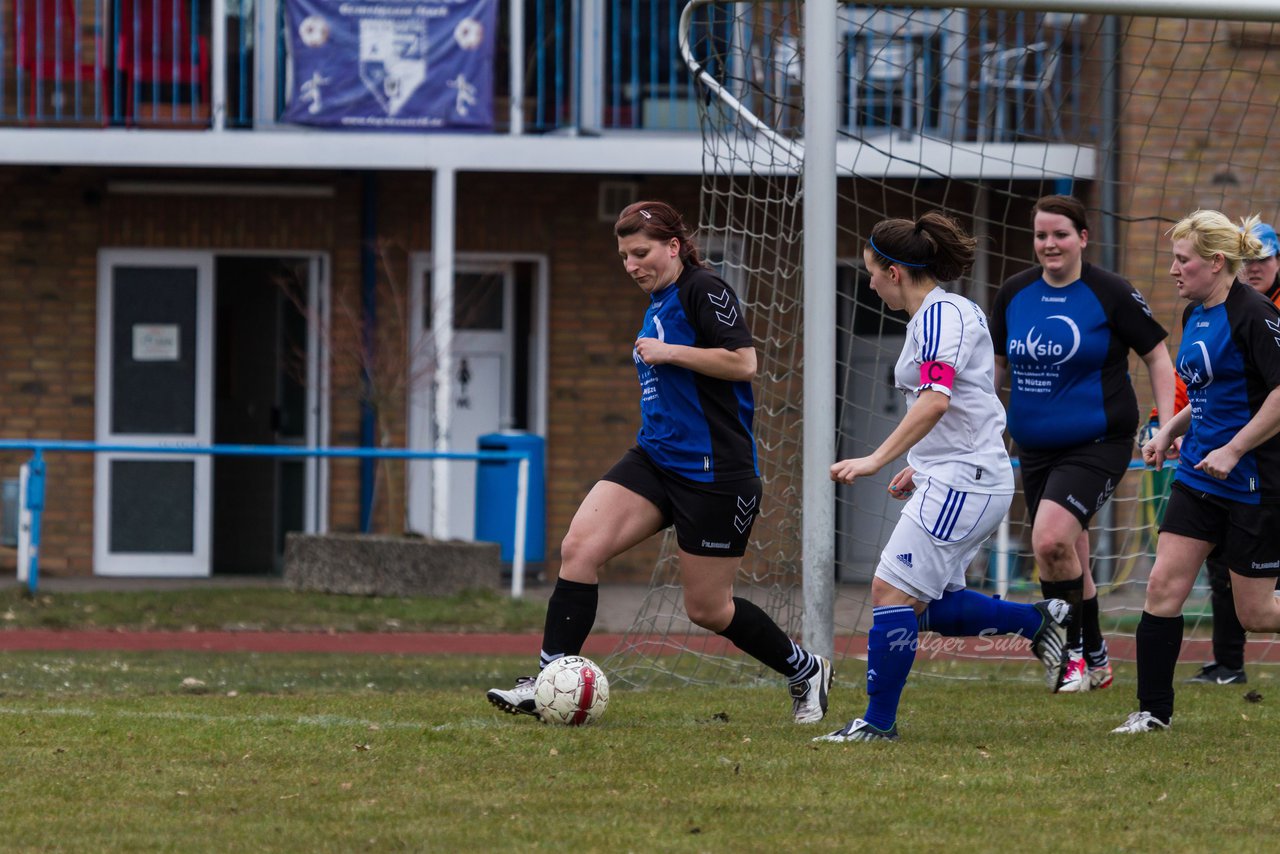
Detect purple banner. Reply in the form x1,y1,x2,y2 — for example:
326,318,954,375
283,0,496,130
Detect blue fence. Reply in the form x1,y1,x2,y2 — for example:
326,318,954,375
0,439,535,598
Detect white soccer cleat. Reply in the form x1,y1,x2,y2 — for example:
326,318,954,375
813,717,899,742
1111,711,1170,734
1030,599,1070,690
1088,662,1114,691
790,656,833,724
486,676,538,717
1055,651,1090,693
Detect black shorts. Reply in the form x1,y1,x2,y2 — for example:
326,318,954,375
601,446,761,557
1160,481,1280,578
1018,438,1133,527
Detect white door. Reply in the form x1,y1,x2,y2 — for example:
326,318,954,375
407,261,515,539
94,251,214,576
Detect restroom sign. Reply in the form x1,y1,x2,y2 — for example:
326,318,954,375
132,324,180,361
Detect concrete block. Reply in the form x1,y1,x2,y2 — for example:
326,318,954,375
284,532,501,597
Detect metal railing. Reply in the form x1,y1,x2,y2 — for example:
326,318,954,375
0,439,534,599
1,0,1091,143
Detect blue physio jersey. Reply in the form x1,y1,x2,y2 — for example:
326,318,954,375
634,265,758,482
991,263,1167,451
1175,280,1280,503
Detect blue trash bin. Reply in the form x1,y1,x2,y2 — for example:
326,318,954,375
475,431,546,580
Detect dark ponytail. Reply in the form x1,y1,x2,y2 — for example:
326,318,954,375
867,211,976,282
614,200,706,268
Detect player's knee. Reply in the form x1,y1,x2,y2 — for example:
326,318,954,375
1235,598,1279,633
685,597,731,632
1144,567,1191,614
1032,534,1074,572
559,529,603,573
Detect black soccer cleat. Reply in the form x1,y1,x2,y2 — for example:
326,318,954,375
813,717,900,743
1186,662,1247,685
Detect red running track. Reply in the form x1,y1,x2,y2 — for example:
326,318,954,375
4,629,1280,663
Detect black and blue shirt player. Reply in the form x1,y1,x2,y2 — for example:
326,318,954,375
1115,211,1280,734
992,195,1175,694
488,200,832,725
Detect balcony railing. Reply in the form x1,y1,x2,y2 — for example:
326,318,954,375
0,0,1093,145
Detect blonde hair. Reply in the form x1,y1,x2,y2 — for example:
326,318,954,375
1167,210,1264,276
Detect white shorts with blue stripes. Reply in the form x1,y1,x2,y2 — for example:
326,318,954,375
875,476,1013,604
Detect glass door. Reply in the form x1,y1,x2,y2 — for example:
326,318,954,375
94,251,214,576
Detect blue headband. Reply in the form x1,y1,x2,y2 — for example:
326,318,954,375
869,236,928,268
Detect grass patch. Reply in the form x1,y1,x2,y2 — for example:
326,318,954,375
0,586,546,633
2,651,1279,851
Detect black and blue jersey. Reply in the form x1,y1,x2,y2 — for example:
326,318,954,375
991,262,1167,451
634,265,757,482
1175,280,1280,503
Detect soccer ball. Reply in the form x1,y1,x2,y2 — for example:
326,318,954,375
533,656,610,726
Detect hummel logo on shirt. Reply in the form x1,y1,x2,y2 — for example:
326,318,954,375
896,553,913,568
708,288,738,326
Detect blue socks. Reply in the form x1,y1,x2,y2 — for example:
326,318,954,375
918,588,1042,639
864,605,918,731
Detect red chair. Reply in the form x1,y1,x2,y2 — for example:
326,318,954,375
15,0,107,121
114,0,210,124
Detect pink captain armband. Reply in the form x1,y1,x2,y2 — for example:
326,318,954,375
919,360,956,392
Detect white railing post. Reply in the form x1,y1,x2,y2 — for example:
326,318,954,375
508,0,525,134
431,167,457,538
257,0,281,127
996,506,1011,599
211,0,228,130
578,0,603,132
511,454,529,599
16,463,30,585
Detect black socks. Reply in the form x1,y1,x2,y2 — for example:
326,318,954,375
1041,576,1085,651
1135,611,1184,725
539,578,599,669
717,596,816,681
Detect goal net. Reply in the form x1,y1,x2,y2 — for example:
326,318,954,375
607,0,1280,687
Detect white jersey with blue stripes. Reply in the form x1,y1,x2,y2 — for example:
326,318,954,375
894,287,1014,494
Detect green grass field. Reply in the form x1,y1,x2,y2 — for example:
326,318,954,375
3,649,1279,852
0,586,546,633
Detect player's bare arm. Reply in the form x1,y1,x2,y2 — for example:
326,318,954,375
1143,404,1194,470
1141,343,1177,428
830,389,949,484
1196,385,1280,480
633,339,756,382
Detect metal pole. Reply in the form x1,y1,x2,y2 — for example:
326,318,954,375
897,0,1278,22
996,509,1011,598
803,0,838,660
508,0,525,134
211,0,227,130
360,172,378,532
511,454,529,599
432,167,457,538
16,463,29,586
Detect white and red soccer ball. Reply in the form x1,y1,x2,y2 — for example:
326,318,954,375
533,655,610,726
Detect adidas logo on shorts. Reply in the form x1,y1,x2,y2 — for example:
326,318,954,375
896,552,913,568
